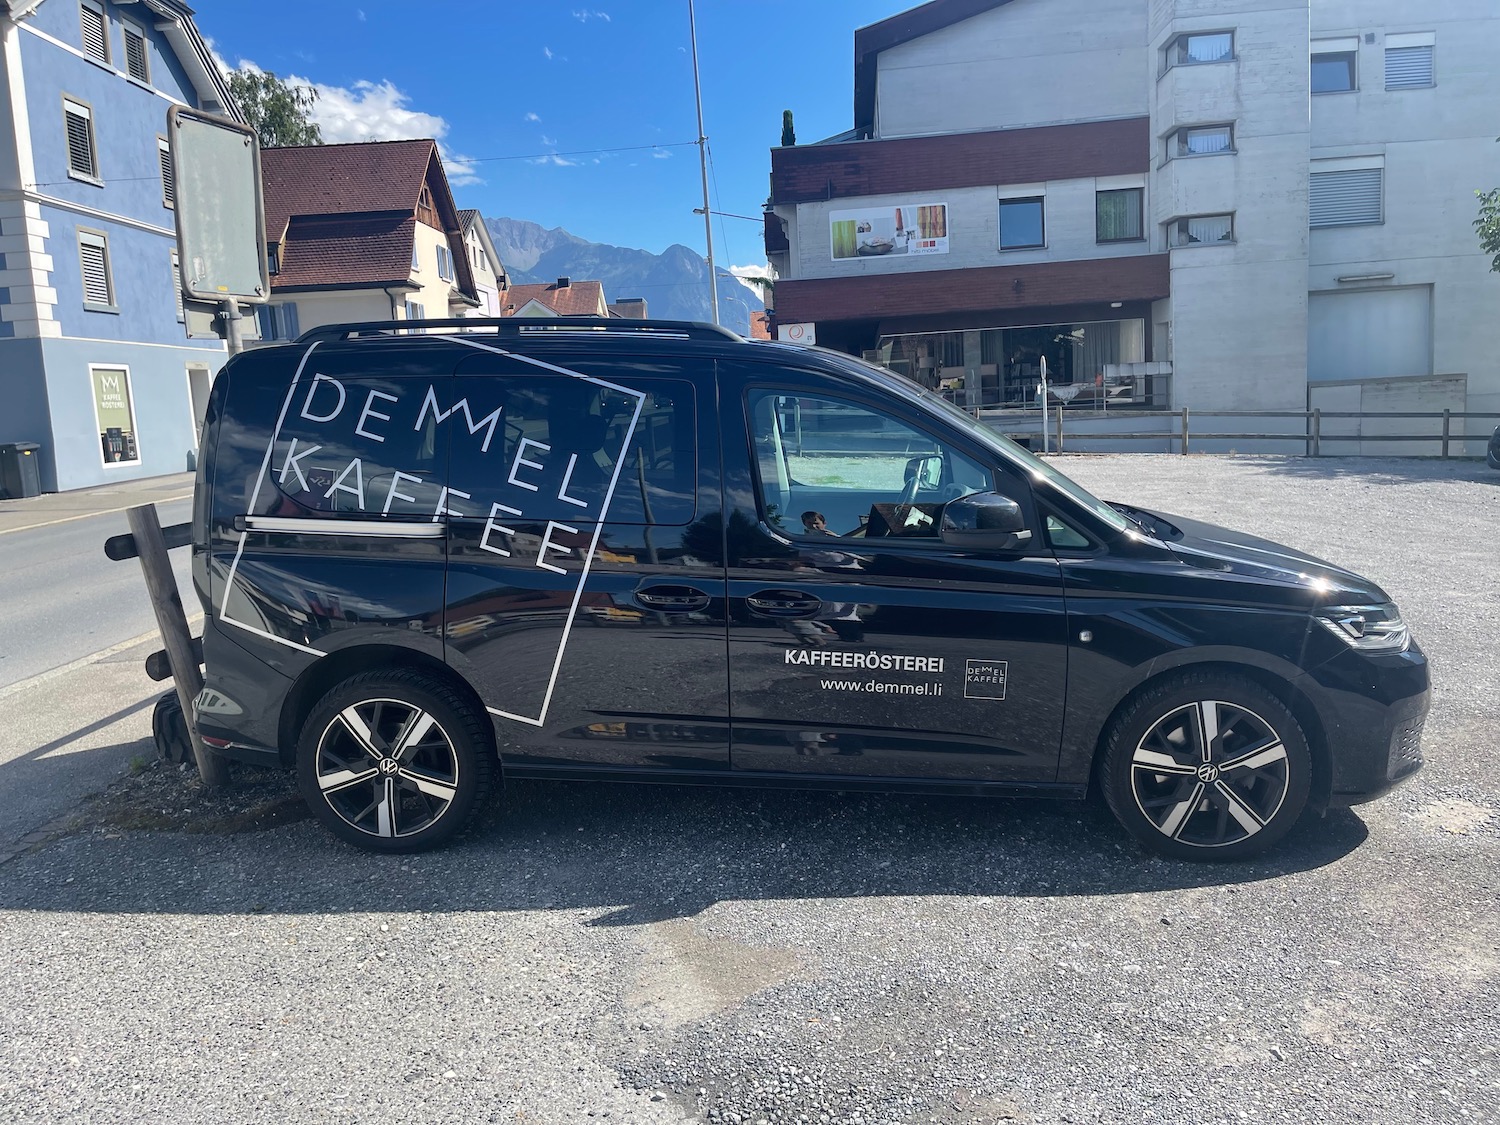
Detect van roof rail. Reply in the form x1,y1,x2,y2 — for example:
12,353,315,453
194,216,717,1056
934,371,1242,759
294,316,743,346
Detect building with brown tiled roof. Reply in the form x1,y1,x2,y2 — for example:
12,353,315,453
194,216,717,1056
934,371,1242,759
458,209,508,317
256,139,479,340
498,277,608,318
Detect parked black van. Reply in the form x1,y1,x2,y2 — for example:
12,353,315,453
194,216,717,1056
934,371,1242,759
192,318,1428,859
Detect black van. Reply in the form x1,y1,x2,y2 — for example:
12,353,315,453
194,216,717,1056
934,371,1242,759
192,318,1428,860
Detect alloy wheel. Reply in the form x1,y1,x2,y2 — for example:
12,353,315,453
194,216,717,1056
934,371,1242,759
1129,699,1290,849
313,698,461,839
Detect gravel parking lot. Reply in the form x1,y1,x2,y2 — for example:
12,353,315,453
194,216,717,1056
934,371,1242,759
0,455,1496,1125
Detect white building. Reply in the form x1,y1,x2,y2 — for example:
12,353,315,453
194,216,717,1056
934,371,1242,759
765,0,1500,446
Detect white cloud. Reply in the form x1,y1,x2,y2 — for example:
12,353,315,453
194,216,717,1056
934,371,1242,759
728,263,772,296
543,46,554,60
572,9,611,21
541,134,558,147
652,149,672,159
530,153,581,167
524,112,541,122
357,8,366,20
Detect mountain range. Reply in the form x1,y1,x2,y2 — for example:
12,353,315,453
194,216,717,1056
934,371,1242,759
484,217,764,336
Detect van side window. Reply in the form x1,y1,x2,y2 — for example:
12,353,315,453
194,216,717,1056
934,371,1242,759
266,374,447,517
444,376,697,526
747,390,990,539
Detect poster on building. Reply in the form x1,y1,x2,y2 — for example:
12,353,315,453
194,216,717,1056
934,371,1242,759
830,202,949,261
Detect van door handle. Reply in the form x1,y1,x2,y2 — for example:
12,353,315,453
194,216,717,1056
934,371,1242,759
635,586,711,612
746,590,822,618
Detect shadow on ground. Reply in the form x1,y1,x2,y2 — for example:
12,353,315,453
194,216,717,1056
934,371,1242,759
1222,455,1496,485
0,763,1369,922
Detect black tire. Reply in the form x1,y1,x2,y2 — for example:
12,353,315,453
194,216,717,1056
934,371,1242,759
1101,671,1311,861
296,669,496,853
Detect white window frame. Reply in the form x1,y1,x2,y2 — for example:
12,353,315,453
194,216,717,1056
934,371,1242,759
411,245,421,273
77,226,116,311
1384,32,1435,90
89,363,142,468
405,299,424,320
1168,213,1236,248
1164,30,1234,71
1169,124,1235,159
121,18,150,85
1309,157,1384,229
79,1,109,64
1312,38,1359,94
436,244,453,281
63,95,100,184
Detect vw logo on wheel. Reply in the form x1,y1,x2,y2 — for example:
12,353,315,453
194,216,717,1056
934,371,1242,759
1196,763,1221,783
378,758,400,775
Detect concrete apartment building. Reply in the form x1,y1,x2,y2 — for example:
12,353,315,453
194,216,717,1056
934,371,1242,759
0,0,233,492
765,0,1500,442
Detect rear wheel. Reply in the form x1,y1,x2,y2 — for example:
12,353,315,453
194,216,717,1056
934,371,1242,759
1102,672,1311,860
297,669,495,853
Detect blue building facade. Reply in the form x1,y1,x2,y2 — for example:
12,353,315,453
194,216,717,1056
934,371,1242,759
0,0,234,491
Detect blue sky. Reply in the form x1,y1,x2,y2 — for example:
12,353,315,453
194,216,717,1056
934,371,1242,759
193,1,915,281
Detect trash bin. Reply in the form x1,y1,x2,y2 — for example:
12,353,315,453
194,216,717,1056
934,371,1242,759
0,442,42,499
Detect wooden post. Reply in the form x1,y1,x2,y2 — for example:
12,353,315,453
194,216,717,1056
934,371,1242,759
1180,407,1190,455
126,504,230,789
1055,404,1064,453
1441,409,1451,459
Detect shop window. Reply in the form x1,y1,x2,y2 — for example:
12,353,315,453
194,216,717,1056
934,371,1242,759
91,366,139,465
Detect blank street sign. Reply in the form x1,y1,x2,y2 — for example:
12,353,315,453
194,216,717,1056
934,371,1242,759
168,106,268,304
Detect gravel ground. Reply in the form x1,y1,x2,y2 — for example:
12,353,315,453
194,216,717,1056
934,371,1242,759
1,455,1496,1125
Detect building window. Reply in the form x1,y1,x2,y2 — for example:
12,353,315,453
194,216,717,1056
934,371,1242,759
405,299,424,320
436,244,453,281
998,197,1044,250
1172,124,1234,157
1096,188,1145,242
1169,214,1235,247
63,97,99,182
1312,41,1358,93
1309,165,1383,227
1170,31,1233,66
267,245,280,275
255,302,300,341
1385,34,1434,89
416,186,437,227
122,22,150,83
170,250,184,322
411,245,421,272
91,366,140,464
79,2,108,62
158,137,175,208
475,245,489,272
78,228,115,309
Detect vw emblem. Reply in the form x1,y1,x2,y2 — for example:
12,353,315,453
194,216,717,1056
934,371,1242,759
378,758,400,775
1196,763,1220,783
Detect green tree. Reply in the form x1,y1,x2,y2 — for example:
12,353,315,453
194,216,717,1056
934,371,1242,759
1477,187,1500,272
228,68,323,148
780,109,796,148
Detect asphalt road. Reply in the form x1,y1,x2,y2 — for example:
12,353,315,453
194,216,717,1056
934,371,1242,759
0,496,194,691
0,456,1496,1125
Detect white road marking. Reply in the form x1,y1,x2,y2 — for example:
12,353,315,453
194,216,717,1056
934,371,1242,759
0,613,204,701
0,493,194,537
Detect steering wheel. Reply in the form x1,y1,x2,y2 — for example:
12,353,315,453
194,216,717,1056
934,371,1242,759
898,470,921,505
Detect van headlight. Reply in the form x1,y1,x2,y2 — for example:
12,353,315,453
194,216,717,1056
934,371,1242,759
1314,603,1409,653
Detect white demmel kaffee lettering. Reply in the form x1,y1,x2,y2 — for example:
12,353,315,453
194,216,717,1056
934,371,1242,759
414,385,503,453
556,453,589,509
355,389,398,443
480,502,522,556
537,521,577,575
432,486,471,522
323,458,365,508
508,438,550,492
277,438,321,491
299,373,346,423
382,470,422,515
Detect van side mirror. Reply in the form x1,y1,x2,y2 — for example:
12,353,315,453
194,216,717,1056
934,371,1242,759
940,491,1033,551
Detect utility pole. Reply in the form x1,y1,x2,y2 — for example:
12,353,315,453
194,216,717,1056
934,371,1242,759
688,0,720,326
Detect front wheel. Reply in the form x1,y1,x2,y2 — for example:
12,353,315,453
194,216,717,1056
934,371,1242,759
297,669,496,853
1102,672,1311,861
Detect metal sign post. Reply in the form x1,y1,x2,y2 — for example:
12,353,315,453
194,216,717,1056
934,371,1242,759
167,106,269,352
1039,356,1051,454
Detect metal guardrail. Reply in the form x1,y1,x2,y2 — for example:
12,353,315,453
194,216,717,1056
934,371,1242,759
982,408,1500,456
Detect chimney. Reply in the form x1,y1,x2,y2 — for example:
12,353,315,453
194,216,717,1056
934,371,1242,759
556,276,571,288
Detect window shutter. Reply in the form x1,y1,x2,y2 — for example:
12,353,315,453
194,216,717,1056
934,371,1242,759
80,238,111,305
171,254,184,320
124,28,149,82
159,141,175,207
64,104,96,178
80,5,107,60
1384,46,1433,89
1310,169,1383,227
283,303,300,339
